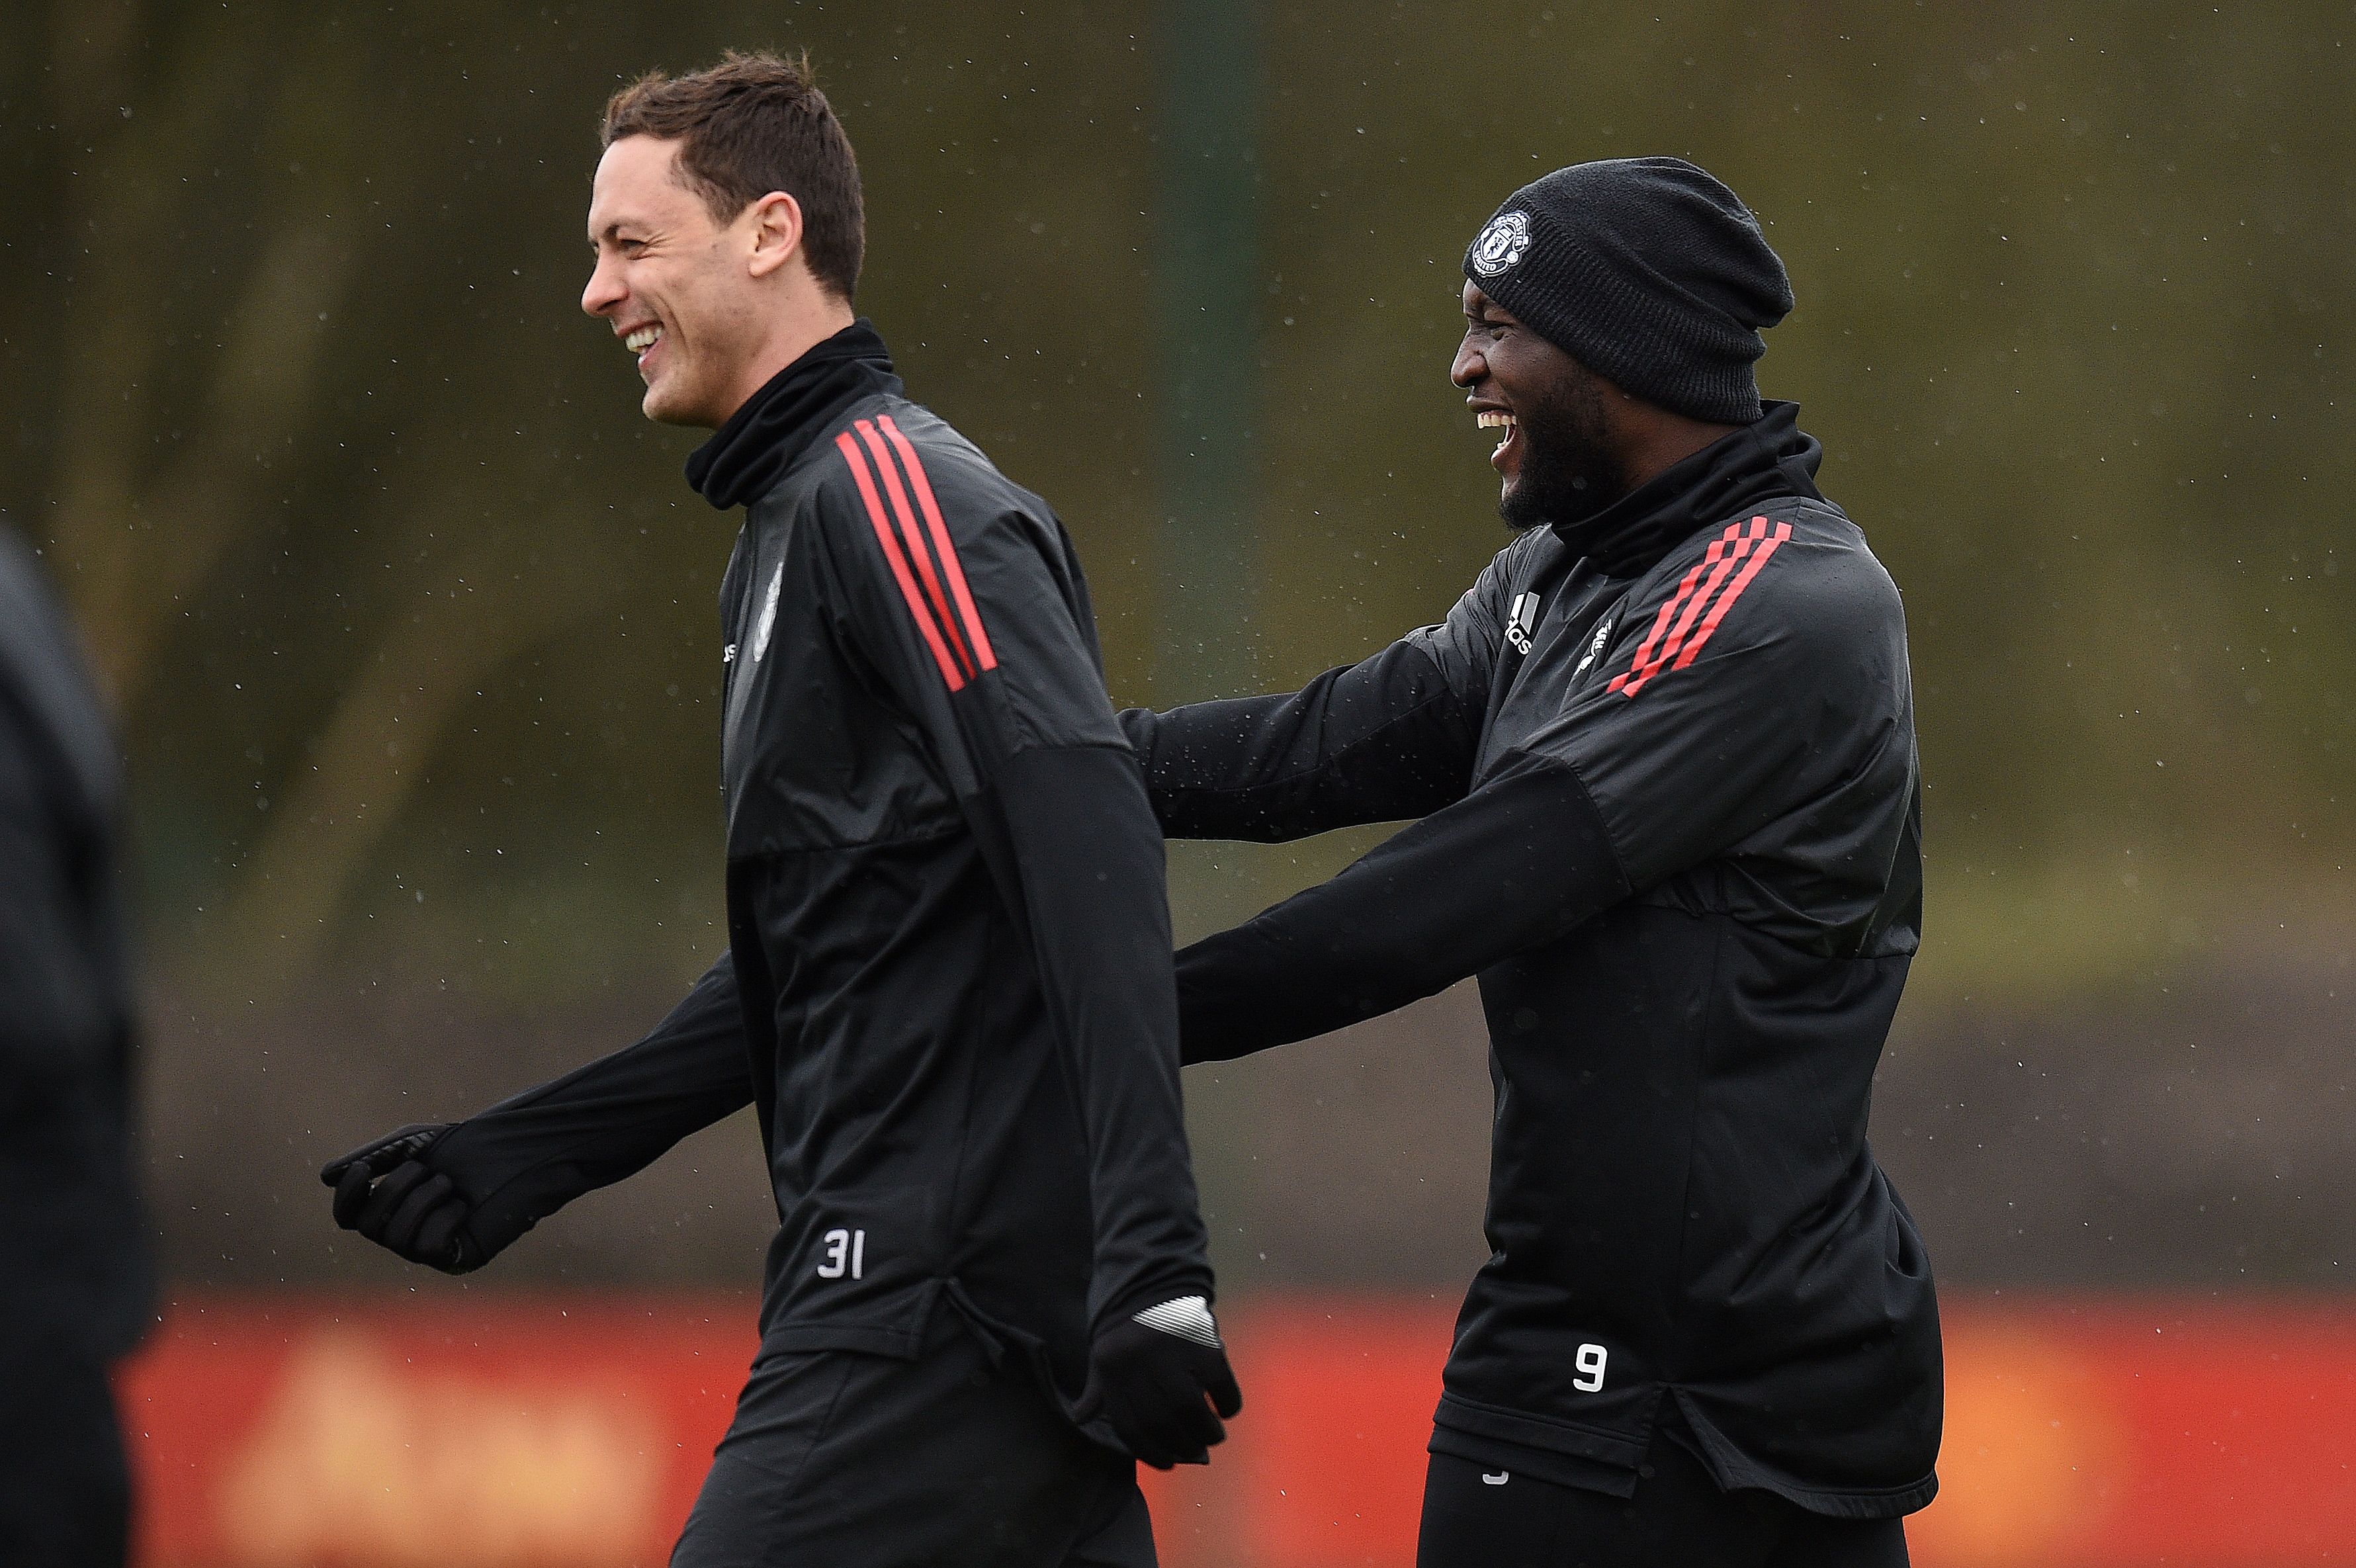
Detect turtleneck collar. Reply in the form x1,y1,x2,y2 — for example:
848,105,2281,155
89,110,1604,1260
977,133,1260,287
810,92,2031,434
685,318,903,510
1551,401,1824,578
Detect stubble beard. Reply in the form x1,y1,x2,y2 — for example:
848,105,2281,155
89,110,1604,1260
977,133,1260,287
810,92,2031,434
1498,370,1631,533
643,357,710,429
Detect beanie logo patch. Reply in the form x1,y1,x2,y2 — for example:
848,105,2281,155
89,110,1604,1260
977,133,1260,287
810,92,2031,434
1469,210,1532,278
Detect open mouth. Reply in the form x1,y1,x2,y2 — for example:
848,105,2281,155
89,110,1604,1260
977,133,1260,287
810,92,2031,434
1477,408,1519,471
624,323,666,375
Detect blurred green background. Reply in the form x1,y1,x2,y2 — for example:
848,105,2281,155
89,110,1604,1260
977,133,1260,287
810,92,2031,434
4,0,2349,1298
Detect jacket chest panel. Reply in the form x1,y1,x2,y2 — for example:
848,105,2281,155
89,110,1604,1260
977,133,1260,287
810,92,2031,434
1475,568,1633,781
719,498,955,853
719,504,816,801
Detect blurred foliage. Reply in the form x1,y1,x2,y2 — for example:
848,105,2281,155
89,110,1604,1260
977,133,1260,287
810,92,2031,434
3,0,2349,1014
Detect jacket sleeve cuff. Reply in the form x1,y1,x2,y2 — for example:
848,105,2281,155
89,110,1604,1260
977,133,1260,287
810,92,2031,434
1097,1270,1220,1337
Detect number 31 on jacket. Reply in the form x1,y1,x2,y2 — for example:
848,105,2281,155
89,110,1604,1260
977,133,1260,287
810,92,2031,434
817,1227,867,1280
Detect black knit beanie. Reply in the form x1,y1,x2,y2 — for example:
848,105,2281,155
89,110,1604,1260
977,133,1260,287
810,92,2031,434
1462,157,1794,425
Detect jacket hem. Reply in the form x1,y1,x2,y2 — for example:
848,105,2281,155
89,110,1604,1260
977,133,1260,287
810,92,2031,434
757,1322,930,1360
1426,1426,1640,1498
1431,1390,1649,1471
1669,1388,1940,1518
760,1282,938,1363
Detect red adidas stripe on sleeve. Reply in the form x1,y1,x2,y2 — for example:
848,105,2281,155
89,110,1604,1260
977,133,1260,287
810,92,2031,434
876,415,998,674
1608,517,1794,699
1671,519,1792,673
835,430,970,691
853,420,976,680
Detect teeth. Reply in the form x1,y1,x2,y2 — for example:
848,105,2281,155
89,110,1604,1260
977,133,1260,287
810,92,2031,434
625,325,663,353
1477,409,1514,457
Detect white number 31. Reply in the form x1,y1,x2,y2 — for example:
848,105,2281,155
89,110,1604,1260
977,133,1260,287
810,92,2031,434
817,1228,866,1280
1573,1343,1608,1392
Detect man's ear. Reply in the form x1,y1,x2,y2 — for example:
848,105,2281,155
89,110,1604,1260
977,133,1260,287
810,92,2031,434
746,191,805,280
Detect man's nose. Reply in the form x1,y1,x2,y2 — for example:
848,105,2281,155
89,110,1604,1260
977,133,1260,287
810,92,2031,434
1450,337,1484,389
582,259,623,317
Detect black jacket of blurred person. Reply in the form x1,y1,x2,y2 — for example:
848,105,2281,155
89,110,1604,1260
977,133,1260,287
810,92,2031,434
0,524,152,1567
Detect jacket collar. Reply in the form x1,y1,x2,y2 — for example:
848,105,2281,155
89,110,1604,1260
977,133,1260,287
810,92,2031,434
1551,401,1824,578
685,318,904,510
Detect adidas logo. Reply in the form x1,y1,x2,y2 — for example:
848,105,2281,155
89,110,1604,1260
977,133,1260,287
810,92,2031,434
1505,591,1539,656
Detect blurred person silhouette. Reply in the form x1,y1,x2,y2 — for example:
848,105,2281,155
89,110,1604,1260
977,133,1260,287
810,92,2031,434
1121,159,1939,1567
0,523,152,1567
321,52,1234,1567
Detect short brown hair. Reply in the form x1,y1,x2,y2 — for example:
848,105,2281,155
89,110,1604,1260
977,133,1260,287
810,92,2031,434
602,50,865,302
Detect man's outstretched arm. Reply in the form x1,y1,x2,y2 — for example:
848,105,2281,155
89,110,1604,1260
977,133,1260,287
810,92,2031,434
324,953,754,1272
1176,531,1869,1062
1117,545,1520,843
1174,760,1629,1062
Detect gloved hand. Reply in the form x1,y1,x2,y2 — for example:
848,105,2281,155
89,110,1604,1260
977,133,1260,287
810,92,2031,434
1073,1295,1244,1468
321,1122,485,1274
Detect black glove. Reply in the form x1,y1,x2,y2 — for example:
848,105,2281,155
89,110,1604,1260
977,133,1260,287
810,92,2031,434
321,1122,485,1274
1073,1295,1244,1468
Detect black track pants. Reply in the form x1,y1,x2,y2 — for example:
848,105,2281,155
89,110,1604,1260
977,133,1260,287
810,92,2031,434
0,1336,131,1568
672,1315,1153,1567
1416,1438,1910,1568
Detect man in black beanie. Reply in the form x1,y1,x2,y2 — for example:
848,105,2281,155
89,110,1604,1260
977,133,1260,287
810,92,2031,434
1121,156,1939,1565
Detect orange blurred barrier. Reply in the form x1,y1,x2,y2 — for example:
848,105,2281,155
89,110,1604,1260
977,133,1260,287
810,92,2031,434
120,1293,2356,1567
122,1296,753,1568
1913,1298,2356,1568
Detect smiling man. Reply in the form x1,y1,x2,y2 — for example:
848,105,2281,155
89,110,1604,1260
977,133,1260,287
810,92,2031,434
1121,159,1941,1565
322,52,1237,1567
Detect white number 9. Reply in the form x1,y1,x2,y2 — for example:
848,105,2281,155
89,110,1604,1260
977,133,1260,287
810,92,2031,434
1573,1342,1608,1393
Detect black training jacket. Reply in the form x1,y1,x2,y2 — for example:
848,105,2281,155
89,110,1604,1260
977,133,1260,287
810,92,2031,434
0,527,152,1364
419,324,1212,1397
1120,404,1940,1517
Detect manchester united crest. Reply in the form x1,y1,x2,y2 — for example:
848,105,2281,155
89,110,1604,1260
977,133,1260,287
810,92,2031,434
1469,209,1532,277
